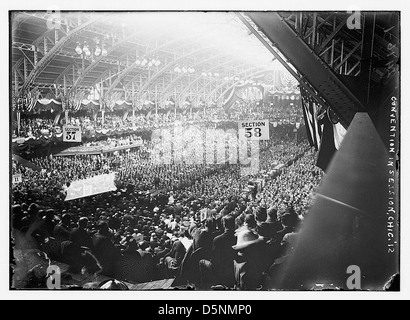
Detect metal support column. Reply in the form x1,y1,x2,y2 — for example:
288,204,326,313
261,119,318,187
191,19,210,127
360,13,376,105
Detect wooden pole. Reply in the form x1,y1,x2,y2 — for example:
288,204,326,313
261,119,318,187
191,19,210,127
174,87,177,117
155,84,158,115
100,79,104,126
63,74,67,96
17,111,21,136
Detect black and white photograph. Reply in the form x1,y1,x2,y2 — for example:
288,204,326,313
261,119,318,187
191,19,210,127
6,3,404,298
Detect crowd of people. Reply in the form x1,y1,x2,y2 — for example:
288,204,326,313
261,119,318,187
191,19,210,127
269,102,302,123
57,134,145,154
13,118,56,138
11,109,323,290
12,100,303,142
228,100,303,123
256,149,323,216
67,110,232,133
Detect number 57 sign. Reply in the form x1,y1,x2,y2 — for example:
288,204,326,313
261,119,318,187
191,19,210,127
63,126,82,142
238,120,270,141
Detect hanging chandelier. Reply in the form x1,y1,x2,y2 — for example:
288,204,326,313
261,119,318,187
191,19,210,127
75,39,107,59
135,56,160,68
174,65,195,74
200,71,221,78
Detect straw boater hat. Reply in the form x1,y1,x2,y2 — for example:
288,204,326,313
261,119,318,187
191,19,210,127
232,230,261,251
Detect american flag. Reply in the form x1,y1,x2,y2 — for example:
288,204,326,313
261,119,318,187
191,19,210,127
25,89,39,112
300,87,324,151
107,92,122,111
73,91,86,111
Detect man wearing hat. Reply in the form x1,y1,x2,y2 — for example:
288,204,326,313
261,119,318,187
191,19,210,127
136,240,156,281
33,209,56,240
92,221,121,277
192,218,215,258
236,214,257,235
264,207,282,240
27,203,39,226
70,217,93,250
162,231,187,277
275,211,299,243
53,213,72,242
255,206,267,221
232,229,266,290
256,223,283,272
199,215,237,288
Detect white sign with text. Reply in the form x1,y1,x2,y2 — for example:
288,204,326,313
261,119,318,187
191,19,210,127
63,126,82,142
12,174,22,184
238,120,270,141
65,173,117,201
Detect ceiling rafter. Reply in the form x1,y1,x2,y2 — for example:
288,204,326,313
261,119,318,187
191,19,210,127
123,33,232,93
54,62,81,86
175,57,260,103
105,33,216,97
161,53,228,101
304,13,335,39
12,57,24,72
20,14,103,93
12,12,307,101
31,29,58,50
67,26,175,94
135,45,220,100
67,33,142,95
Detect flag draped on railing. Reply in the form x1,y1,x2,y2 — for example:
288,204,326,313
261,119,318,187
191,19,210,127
300,87,348,171
106,92,123,111
25,88,39,112
300,87,323,151
73,91,86,111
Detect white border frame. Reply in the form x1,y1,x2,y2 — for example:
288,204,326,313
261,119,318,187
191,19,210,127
2,0,408,300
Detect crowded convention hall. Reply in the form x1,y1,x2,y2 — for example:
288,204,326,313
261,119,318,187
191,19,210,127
10,11,400,291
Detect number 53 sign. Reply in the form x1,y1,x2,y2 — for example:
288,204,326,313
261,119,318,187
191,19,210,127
63,126,82,142
238,120,270,141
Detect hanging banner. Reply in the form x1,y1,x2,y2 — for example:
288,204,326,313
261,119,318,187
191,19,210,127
63,125,82,142
238,119,270,141
65,173,117,201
